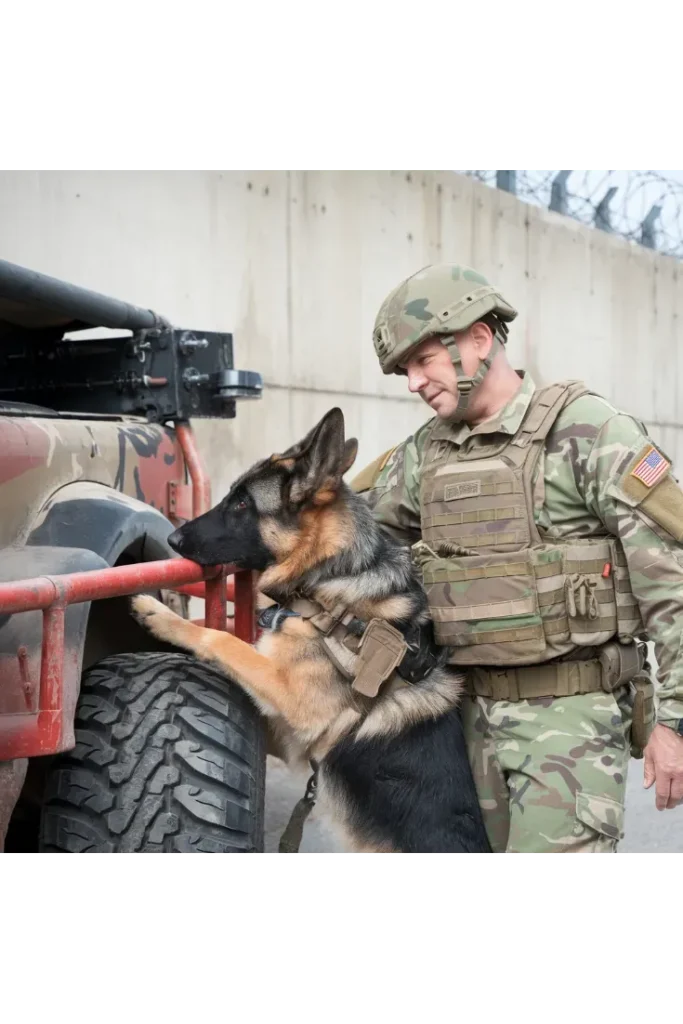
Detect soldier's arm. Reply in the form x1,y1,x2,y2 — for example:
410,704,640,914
583,414,683,730
349,420,432,546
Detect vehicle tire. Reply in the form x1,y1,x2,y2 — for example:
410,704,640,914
38,652,266,852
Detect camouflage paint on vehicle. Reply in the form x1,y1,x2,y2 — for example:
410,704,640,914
0,414,188,752
0,416,185,549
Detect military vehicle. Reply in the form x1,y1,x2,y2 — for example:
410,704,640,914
0,258,265,852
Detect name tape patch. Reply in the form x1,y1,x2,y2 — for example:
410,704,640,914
445,480,482,501
630,446,670,488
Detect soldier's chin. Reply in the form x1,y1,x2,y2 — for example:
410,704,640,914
427,391,451,413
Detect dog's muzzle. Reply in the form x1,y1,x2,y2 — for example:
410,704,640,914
167,529,183,553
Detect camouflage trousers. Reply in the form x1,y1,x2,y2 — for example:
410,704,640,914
461,688,633,853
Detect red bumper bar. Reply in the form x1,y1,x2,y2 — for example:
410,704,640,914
176,423,212,519
0,559,255,760
173,578,237,602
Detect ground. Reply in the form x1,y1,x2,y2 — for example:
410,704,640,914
264,755,683,853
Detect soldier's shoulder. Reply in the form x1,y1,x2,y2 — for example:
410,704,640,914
550,386,645,444
557,390,622,430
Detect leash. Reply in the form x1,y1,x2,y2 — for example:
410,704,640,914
278,761,318,853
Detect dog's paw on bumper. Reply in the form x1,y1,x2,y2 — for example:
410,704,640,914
130,594,175,637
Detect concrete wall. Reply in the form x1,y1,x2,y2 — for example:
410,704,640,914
1,170,681,499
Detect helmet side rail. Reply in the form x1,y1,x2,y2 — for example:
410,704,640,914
0,558,257,761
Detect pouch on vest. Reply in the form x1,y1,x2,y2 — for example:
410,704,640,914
417,381,646,667
420,548,547,666
418,534,643,667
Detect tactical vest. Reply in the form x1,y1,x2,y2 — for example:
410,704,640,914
416,380,645,671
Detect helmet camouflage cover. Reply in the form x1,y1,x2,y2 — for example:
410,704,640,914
373,263,517,375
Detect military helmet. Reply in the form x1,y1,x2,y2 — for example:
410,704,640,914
373,263,517,375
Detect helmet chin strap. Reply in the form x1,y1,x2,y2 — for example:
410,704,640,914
443,335,503,423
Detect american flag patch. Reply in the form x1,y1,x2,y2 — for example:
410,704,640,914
631,446,670,488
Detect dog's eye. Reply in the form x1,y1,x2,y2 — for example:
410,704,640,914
235,499,248,511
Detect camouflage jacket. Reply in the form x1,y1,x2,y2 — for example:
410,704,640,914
364,373,683,729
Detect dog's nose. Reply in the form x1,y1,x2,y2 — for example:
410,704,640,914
167,528,183,553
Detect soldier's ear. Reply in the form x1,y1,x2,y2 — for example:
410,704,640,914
470,320,494,359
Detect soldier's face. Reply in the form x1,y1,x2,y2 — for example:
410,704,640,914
401,336,480,418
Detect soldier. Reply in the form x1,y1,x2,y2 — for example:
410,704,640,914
353,263,683,853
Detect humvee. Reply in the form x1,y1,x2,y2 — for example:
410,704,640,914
0,258,265,852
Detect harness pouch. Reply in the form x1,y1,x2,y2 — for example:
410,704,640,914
352,619,407,698
420,549,546,665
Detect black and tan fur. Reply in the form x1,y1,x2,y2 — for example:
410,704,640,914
132,409,490,853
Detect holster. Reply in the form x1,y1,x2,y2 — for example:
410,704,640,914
629,673,655,759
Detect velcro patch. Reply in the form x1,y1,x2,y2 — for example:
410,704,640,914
639,476,683,542
630,445,670,488
445,480,482,501
620,444,683,541
349,446,397,493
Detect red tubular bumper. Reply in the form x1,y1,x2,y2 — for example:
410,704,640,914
0,559,255,760
176,423,212,519
174,579,236,602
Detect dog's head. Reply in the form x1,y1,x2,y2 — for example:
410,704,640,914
168,408,358,570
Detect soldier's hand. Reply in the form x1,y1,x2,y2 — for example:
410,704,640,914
643,724,683,810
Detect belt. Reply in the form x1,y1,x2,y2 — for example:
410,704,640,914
467,659,613,702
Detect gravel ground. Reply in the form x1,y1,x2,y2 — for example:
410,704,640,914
264,754,683,853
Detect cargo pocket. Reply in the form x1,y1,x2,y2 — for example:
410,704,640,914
575,791,624,849
419,549,546,665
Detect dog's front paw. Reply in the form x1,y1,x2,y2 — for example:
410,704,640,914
130,594,178,641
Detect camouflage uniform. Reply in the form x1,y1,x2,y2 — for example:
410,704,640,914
363,362,683,853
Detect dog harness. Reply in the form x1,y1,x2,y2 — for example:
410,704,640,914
259,597,410,698
259,586,450,698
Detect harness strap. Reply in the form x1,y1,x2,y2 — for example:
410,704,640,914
289,597,361,635
274,596,409,698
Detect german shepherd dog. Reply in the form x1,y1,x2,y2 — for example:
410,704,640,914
132,409,490,853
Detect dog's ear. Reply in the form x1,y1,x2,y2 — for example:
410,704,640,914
270,410,336,466
287,408,348,506
341,438,358,475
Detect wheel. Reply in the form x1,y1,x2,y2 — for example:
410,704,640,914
39,652,266,852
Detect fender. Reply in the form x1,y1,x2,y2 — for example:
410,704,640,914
0,483,177,758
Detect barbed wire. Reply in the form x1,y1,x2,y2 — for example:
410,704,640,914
460,170,683,260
